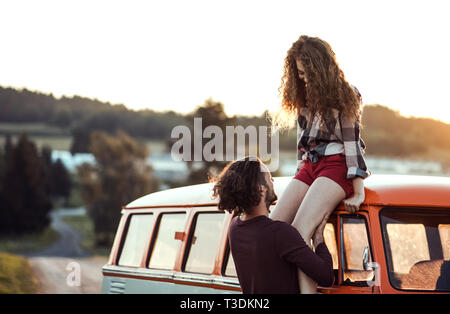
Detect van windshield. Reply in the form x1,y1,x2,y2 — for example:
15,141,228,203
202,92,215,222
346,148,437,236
380,208,450,292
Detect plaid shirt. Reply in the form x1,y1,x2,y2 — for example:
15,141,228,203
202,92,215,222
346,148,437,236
296,104,371,180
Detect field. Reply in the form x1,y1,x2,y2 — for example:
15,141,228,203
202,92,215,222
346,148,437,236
0,227,60,254
0,253,39,293
0,122,72,150
0,225,52,294
0,122,168,153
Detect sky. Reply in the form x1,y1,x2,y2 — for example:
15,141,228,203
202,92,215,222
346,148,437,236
1,0,450,123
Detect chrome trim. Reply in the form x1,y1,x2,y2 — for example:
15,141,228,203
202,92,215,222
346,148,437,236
102,265,240,289
340,217,345,279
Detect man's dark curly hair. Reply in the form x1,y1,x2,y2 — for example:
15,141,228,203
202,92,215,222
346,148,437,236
212,157,267,216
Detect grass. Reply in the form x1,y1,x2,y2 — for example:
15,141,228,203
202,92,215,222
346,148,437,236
0,227,60,255
0,134,72,151
0,122,69,135
0,122,72,150
0,253,39,294
64,174,85,208
65,188,85,208
0,123,169,153
61,215,110,257
143,138,167,154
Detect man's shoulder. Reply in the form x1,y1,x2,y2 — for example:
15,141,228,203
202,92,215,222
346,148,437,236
256,217,299,231
266,219,303,240
229,215,291,231
270,219,306,250
271,219,299,233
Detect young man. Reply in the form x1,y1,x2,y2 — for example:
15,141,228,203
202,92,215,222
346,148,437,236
213,157,334,294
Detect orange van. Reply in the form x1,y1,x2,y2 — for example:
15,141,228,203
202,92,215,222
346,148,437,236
102,174,450,294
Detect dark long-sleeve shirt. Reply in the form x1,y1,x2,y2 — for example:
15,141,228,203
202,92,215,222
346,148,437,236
228,215,334,294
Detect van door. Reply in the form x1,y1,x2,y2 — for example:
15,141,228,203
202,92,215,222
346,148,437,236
338,213,379,293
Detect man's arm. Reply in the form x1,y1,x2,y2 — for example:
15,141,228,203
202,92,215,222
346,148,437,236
275,221,334,287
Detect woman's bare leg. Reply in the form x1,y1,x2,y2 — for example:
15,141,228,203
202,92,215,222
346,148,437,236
292,176,346,294
270,178,310,224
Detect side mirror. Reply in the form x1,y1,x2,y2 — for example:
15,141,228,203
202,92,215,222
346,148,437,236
362,245,380,287
363,246,371,271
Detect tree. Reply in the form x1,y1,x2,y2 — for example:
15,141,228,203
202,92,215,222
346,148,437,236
0,133,52,235
77,131,155,246
182,99,234,184
40,145,53,201
0,146,5,219
4,134,13,162
51,159,72,202
0,135,11,190
41,145,72,204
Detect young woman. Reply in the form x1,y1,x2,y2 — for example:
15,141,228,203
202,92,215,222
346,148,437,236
270,35,371,294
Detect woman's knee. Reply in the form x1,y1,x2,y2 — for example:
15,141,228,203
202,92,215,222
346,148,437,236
291,200,333,241
270,179,309,223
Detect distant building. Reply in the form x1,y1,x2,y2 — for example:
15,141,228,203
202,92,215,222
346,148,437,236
51,150,96,171
145,152,188,182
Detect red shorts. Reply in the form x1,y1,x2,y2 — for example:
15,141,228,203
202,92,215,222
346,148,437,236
294,153,354,199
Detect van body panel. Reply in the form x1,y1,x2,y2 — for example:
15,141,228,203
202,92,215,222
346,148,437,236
102,265,240,294
103,174,450,294
124,175,450,209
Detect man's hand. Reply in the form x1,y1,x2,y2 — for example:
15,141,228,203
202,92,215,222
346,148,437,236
343,192,365,213
312,213,330,248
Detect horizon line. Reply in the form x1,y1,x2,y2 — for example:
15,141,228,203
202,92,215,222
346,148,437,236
2,83,450,125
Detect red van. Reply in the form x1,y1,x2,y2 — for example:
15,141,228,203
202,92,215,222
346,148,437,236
102,174,450,294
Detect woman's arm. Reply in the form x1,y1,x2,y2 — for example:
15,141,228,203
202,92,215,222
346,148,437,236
296,115,307,174
339,108,370,212
343,177,365,213
339,113,371,180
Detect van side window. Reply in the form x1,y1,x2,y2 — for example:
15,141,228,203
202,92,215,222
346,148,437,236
324,215,338,270
342,215,374,285
118,214,155,267
224,250,237,277
148,213,187,270
184,212,226,274
440,224,450,260
380,208,450,291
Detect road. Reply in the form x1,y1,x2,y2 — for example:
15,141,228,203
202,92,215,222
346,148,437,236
27,208,108,294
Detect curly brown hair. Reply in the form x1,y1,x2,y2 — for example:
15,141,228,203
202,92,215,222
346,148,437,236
212,157,268,216
274,35,362,129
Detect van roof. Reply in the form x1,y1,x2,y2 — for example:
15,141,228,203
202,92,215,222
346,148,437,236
124,174,450,209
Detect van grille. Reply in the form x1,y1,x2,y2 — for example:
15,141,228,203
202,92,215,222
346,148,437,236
109,278,126,294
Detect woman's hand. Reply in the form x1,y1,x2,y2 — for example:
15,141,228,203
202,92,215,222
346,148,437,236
297,160,305,172
343,192,365,213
